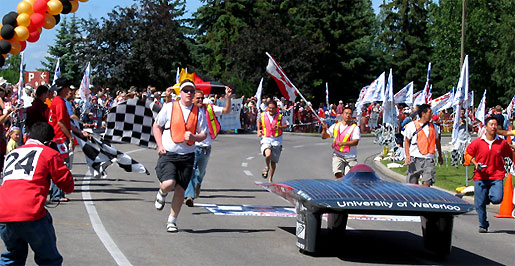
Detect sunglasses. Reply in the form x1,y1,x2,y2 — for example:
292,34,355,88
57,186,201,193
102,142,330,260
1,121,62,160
182,88,195,94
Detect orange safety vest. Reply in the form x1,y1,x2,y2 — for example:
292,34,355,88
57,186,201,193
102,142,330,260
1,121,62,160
261,112,282,137
170,101,199,146
414,121,435,155
333,122,357,153
205,103,220,139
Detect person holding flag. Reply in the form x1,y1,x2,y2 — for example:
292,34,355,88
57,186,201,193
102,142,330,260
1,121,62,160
257,100,289,183
184,86,232,207
321,105,360,178
403,103,444,186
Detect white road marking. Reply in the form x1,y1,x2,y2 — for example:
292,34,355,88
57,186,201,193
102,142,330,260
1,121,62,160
241,162,248,167
124,148,147,155
82,170,132,266
293,145,305,148
246,157,254,160
244,170,253,176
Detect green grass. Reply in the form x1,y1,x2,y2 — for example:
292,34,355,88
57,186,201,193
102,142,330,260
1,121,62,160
381,160,473,192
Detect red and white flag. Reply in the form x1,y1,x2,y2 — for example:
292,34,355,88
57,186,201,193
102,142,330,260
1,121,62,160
266,54,297,102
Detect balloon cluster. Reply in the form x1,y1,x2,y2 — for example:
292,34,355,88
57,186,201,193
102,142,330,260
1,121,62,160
0,0,88,67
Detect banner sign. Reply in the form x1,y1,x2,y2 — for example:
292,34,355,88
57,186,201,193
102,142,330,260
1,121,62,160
281,106,294,126
217,98,242,130
25,71,49,87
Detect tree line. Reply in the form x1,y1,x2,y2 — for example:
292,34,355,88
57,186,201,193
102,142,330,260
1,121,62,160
1,0,513,106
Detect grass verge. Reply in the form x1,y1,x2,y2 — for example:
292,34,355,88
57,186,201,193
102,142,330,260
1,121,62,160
380,160,474,192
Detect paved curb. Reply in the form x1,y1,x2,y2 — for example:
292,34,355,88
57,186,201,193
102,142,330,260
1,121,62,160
371,157,502,212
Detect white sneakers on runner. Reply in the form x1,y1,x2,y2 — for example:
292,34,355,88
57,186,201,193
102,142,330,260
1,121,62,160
166,222,178,233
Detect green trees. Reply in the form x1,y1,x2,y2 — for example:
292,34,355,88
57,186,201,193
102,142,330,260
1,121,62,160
41,15,84,86
377,0,432,93
0,54,22,84
80,0,192,90
429,0,513,105
27,0,512,105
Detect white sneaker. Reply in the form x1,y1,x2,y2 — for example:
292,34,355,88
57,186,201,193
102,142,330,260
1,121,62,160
166,222,178,233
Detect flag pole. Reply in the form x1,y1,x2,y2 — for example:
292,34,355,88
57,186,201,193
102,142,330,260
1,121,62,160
265,52,322,122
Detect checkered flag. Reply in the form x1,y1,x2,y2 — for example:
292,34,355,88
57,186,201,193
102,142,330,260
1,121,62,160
104,99,161,148
90,137,149,175
74,133,112,178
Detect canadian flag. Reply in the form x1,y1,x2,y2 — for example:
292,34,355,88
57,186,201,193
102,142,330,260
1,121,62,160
266,54,297,102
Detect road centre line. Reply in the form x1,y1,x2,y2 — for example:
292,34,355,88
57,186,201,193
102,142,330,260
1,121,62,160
244,170,253,176
124,148,148,155
82,170,132,266
241,162,248,167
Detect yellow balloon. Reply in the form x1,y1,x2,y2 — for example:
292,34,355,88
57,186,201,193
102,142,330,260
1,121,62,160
70,1,79,13
47,0,63,16
24,0,36,5
14,26,30,42
43,14,56,30
16,13,31,27
9,41,21,55
17,1,33,16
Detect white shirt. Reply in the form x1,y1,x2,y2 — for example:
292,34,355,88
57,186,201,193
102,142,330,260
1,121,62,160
403,121,440,159
196,104,224,147
260,112,289,146
327,122,361,158
155,102,207,154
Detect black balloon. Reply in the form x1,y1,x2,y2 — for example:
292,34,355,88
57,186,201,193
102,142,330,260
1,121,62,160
61,0,72,14
54,14,61,25
0,56,5,68
2,12,18,26
0,25,15,40
0,40,11,54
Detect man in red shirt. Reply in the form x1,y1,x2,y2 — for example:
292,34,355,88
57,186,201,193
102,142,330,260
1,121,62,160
466,116,513,233
0,122,74,265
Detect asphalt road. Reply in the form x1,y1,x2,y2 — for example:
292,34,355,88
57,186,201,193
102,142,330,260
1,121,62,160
3,133,514,265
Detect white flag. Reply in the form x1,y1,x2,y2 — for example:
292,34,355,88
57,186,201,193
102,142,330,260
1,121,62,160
175,67,180,84
382,69,397,126
413,89,426,106
255,78,264,114
325,82,329,108
355,86,368,114
362,72,385,103
475,90,486,124
431,90,453,114
394,81,414,106
79,62,91,113
506,95,515,120
371,72,386,102
453,55,469,107
423,62,431,103
451,104,462,145
52,58,61,85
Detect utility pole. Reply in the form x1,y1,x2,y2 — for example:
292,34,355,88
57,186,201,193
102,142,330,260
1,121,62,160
460,0,466,68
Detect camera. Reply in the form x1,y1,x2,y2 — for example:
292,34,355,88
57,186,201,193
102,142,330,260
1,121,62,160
477,163,487,171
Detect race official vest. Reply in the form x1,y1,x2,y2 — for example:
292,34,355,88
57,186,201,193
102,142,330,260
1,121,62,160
261,113,283,137
170,101,199,146
205,103,220,139
414,121,436,155
333,122,357,153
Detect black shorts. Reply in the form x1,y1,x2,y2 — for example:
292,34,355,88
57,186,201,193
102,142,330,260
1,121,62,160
155,152,195,189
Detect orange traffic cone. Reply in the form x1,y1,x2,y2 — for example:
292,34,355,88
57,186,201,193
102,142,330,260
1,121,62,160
494,173,515,219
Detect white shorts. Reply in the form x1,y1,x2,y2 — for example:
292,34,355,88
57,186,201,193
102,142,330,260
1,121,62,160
260,143,282,163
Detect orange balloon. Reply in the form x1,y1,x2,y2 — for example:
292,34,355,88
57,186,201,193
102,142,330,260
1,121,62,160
43,14,56,29
17,13,31,27
24,0,37,5
14,26,30,42
47,0,63,16
70,1,79,13
17,1,34,16
9,40,21,55
78,0,88,2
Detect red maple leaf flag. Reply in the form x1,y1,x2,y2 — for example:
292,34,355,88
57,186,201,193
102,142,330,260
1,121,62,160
266,54,297,102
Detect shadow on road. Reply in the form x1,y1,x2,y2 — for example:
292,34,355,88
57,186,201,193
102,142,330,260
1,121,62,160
279,227,502,265
182,228,275,234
